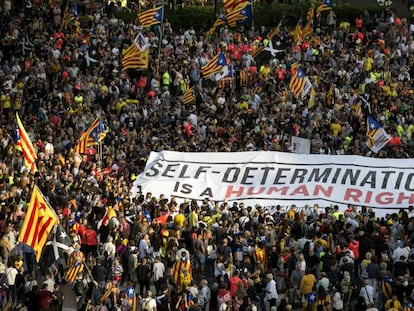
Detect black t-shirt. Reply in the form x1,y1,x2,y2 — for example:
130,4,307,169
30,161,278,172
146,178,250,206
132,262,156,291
394,261,408,277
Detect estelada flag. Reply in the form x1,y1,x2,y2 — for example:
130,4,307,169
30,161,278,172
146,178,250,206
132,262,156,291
18,185,59,262
65,262,84,283
15,113,37,173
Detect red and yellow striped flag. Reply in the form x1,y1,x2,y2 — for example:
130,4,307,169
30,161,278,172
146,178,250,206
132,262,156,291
65,263,84,283
75,117,100,154
183,83,195,104
223,0,247,12
18,185,59,262
326,82,334,106
239,70,249,86
289,67,307,98
16,113,37,173
122,46,149,71
138,6,164,27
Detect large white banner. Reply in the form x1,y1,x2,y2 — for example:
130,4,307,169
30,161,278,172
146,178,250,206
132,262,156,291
131,151,414,210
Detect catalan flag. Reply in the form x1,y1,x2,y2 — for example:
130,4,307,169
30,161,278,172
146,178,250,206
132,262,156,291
65,262,84,283
89,117,107,143
289,67,307,98
307,7,314,22
18,185,59,262
326,83,334,106
206,13,227,35
201,52,227,79
75,117,100,154
252,46,264,59
101,285,113,301
16,113,37,173
316,0,333,17
61,9,75,29
138,6,164,27
122,45,150,71
239,70,249,86
294,17,303,44
183,83,195,104
253,84,263,94
226,1,253,28
267,18,283,40
404,302,413,311
302,19,314,39
354,103,363,120
223,0,248,12
125,286,137,311
366,116,391,153
382,276,393,300
308,87,317,109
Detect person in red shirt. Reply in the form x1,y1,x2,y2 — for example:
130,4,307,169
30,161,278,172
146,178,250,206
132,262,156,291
84,224,98,257
348,235,359,261
229,270,243,297
37,283,53,311
276,65,287,81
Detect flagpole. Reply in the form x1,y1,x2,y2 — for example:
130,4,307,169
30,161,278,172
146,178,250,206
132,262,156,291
99,140,102,165
156,11,164,76
251,0,254,33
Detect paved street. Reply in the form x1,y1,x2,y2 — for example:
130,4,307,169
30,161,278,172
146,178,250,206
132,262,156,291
62,283,77,311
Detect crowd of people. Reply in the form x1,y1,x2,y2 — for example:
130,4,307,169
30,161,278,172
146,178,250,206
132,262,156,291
1,0,414,311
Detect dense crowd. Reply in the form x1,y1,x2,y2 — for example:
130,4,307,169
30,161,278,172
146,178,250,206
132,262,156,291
1,0,414,311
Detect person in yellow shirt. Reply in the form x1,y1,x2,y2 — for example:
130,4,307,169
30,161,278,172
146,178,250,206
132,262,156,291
363,56,373,72
384,295,401,310
300,268,317,296
254,241,267,269
259,63,271,78
188,207,198,228
330,119,342,138
1,90,11,114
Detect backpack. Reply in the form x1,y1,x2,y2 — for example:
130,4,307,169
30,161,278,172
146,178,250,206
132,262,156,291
74,280,85,296
142,300,151,311
340,278,351,294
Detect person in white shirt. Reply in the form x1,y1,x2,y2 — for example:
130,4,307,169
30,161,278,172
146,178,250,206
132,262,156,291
198,279,211,311
44,138,54,159
43,272,55,293
6,264,18,303
141,290,157,311
103,236,116,260
265,274,278,309
359,278,375,306
139,234,150,260
152,256,165,294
